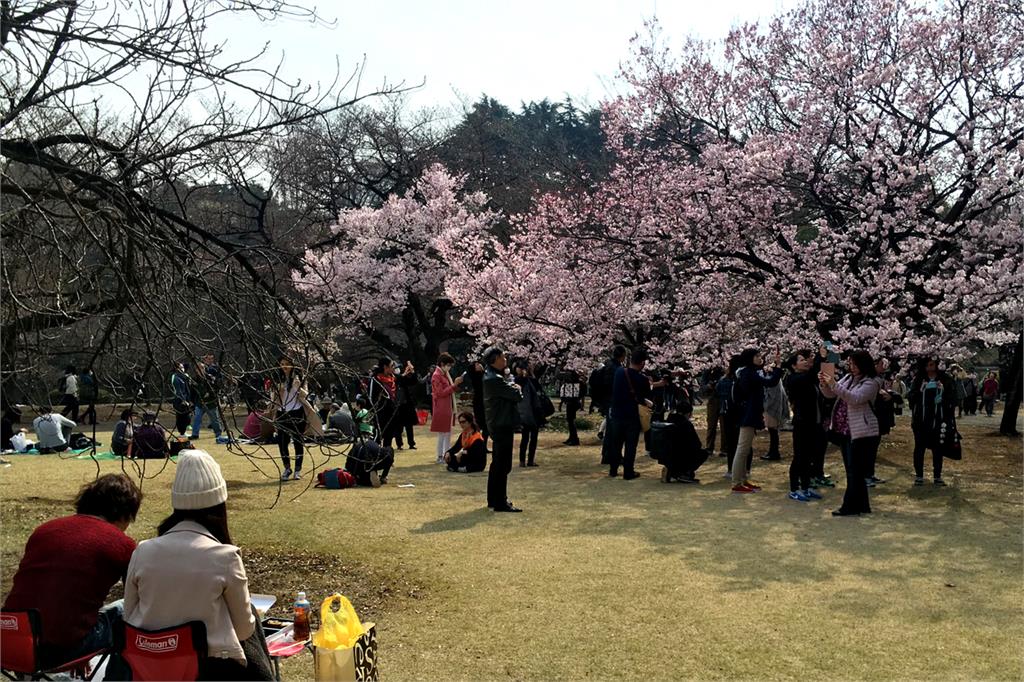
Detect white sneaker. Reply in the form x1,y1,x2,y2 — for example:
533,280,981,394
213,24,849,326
369,470,381,488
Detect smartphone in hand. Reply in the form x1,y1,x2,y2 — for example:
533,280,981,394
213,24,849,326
821,362,836,381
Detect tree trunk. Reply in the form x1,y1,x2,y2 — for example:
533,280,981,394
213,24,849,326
999,332,1022,436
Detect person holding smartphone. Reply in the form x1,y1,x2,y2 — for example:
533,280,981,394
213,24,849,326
430,353,464,463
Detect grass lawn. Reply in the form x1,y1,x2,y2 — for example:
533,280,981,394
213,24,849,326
2,408,1022,680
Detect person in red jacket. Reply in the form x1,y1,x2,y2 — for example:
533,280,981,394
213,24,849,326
3,474,142,666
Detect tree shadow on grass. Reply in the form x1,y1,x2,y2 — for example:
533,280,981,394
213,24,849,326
513,444,1022,623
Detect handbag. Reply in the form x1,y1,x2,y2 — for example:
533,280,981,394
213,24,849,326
624,370,653,433
937,418,963,460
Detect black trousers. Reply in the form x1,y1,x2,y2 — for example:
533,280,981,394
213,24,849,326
767,427,780,457
566,403,580,443
519,427,538,464
912,425,943,479
705,395,720,451
720,414,739,461
487,430,514,508
80,401,97,426
172,398,191,435
61,394,79,422
840,436,876,514
277,407,306,471
790,422,816,491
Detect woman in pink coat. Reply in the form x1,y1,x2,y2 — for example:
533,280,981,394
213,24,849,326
431,353,464,463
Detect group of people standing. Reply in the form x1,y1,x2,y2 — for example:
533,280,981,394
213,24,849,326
587,343,971,518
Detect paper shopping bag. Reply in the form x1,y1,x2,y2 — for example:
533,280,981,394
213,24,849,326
313,624,377,682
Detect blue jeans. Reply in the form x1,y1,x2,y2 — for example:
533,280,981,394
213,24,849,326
41,601,122,667
192,404,222,438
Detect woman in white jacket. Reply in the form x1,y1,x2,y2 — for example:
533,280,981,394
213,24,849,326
123,450,273,680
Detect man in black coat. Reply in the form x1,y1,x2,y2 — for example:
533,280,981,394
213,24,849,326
482,347,523,512
469,361,489,448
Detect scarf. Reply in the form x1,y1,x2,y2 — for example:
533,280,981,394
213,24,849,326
460,430,484,449
376,373,397,400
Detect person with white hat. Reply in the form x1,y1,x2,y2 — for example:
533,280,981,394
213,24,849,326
123,450,273,679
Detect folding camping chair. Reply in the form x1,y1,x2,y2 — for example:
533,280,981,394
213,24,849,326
120,621,207,681
0,610,109,681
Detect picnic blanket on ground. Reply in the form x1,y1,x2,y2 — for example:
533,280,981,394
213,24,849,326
74,451,177,462
5,447,94,456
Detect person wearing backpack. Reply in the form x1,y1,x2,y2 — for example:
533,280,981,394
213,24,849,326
730,348,783,493
79,369,98,426
820,350,879,516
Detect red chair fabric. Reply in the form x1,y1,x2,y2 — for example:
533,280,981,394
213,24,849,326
122,621,207,681
0,610,40,674
1,609,106,680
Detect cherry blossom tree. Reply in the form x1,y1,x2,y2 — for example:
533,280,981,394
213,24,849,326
293,164,500,366
445,0,1024,369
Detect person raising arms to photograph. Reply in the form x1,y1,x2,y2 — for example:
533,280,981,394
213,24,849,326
730,348,783,493
820,350,879,516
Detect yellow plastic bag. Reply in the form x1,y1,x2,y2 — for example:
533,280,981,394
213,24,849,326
312,594,366,650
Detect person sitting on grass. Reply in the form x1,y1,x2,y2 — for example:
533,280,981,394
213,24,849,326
123,450,274,680
326,402,356,438
32,406,77,454
444,411,488,473
660,400,709,484
242,400,275,443
2,474,142,667
132,412,169,459
111,409,136,458
354,395,375,439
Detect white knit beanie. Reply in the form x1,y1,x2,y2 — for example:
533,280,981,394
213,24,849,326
171,449,228,510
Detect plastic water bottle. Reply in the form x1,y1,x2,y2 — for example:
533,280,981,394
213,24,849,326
293,591,310,641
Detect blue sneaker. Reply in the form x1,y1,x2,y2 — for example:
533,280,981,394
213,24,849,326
215,435,233,445
788,491,810,502
803,488,823,500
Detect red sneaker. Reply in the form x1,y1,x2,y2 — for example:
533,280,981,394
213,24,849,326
731,484,755,493
744,480,763,491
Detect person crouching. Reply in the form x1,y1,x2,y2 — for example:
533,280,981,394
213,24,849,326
659,401,709,484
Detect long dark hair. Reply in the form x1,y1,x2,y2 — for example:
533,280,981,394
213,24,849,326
457,410,479,432
738,348,760,369
157,502,232,545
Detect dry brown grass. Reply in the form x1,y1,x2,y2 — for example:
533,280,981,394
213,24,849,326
2,409,1022,680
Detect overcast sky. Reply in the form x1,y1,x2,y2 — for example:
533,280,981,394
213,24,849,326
211,0,796,113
